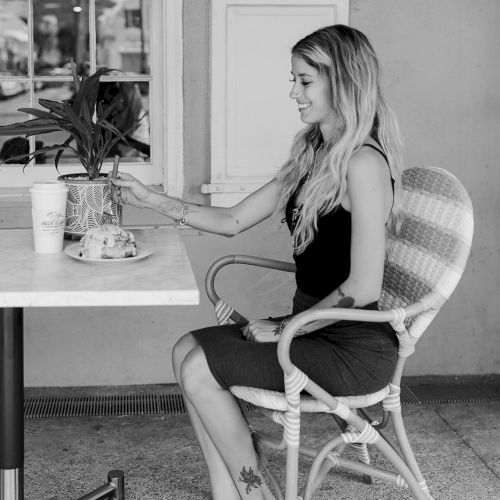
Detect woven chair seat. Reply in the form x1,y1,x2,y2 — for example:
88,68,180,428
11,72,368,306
230,384,390,412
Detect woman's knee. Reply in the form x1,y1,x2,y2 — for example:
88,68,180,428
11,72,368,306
172,332,199,377
180,346,217,400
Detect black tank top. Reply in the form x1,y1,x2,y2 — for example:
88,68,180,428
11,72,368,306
284,143,389,299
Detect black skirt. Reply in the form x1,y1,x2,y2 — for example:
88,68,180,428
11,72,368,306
191,289,398,397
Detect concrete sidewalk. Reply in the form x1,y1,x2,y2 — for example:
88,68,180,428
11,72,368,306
24,395,500,499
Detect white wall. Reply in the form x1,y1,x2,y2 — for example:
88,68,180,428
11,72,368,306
1,0,498,386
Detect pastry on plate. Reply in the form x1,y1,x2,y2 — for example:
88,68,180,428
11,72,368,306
79,224,137,259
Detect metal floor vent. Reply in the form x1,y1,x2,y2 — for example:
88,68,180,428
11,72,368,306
24,383,500,419
24,394,187,419
400,383,500,404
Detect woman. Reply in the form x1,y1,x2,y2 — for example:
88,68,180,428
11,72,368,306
110,24,403,500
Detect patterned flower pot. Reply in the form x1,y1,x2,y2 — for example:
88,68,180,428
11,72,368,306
58,173,122,237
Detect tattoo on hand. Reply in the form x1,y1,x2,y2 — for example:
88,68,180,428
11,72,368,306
238,466,262,494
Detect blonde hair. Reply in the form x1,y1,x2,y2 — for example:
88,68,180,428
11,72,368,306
277,25,403,254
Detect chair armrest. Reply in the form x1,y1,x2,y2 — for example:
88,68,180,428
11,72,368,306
276,299,435,411
205,255,296,324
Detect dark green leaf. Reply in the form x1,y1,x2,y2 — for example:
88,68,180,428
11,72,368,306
54,135,75,168
70,59,80,93
38,99,68,117
101,119,128,141
63,102,88,136
17,108,67,123
0,117,62,135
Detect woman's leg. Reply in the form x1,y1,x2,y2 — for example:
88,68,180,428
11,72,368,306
180,344,275,500
172,333,240,500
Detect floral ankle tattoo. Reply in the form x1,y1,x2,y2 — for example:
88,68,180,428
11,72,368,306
238,466,262,494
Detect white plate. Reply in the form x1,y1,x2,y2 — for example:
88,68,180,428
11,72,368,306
64,241,154,263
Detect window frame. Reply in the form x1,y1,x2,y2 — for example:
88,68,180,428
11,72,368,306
0,0,183,197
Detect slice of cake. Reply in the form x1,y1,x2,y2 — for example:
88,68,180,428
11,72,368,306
80,224,137,259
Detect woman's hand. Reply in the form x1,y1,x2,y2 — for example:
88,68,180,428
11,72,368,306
241,319,280,343
108,172,154,209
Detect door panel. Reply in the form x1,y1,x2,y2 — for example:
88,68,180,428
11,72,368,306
208,0,349,206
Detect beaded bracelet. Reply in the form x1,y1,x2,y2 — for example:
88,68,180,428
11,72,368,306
273,315,292,336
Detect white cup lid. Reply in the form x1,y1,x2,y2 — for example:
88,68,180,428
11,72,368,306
31,181,67,190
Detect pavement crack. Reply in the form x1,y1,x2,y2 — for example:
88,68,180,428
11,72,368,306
434,407,500,482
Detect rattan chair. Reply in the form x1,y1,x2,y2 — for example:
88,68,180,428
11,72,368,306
205,166,474,500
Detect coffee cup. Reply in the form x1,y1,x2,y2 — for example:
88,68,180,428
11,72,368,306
30,180,68,253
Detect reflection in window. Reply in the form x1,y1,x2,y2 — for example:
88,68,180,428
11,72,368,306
31,0,151,79
124,9,141,29
0,0,29,76
33,0,90,77
97,0,150,75
94,80,150,160
0,91,30,163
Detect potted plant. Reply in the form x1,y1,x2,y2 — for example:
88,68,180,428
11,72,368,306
0,61,147,236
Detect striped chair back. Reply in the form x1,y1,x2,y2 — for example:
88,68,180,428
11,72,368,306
378,166,474,337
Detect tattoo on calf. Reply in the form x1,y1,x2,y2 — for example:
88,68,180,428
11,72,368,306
238,466,262,494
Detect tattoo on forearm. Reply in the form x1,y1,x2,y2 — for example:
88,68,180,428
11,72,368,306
238,466,262,494
162,199,201,225
175,202,190,225
164,198,200,215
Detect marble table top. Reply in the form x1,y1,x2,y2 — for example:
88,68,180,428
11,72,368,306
0,227,200,308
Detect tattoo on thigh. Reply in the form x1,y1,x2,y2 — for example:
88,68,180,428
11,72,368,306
238,466,262,494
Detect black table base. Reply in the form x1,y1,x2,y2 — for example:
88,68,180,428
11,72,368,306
1,308,124,500
1,308,23,500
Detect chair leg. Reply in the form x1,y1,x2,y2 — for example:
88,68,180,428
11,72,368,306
285,443,300,500
390,411,433,498
348,441,373,484
373,437,429,500
302,458,333,500
343,412,373,485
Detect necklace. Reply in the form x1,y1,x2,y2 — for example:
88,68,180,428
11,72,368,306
290,144,324,232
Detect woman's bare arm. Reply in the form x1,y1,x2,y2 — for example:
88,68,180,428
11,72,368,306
110,174,279,237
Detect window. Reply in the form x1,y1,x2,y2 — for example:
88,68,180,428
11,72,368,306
0,0,183,196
